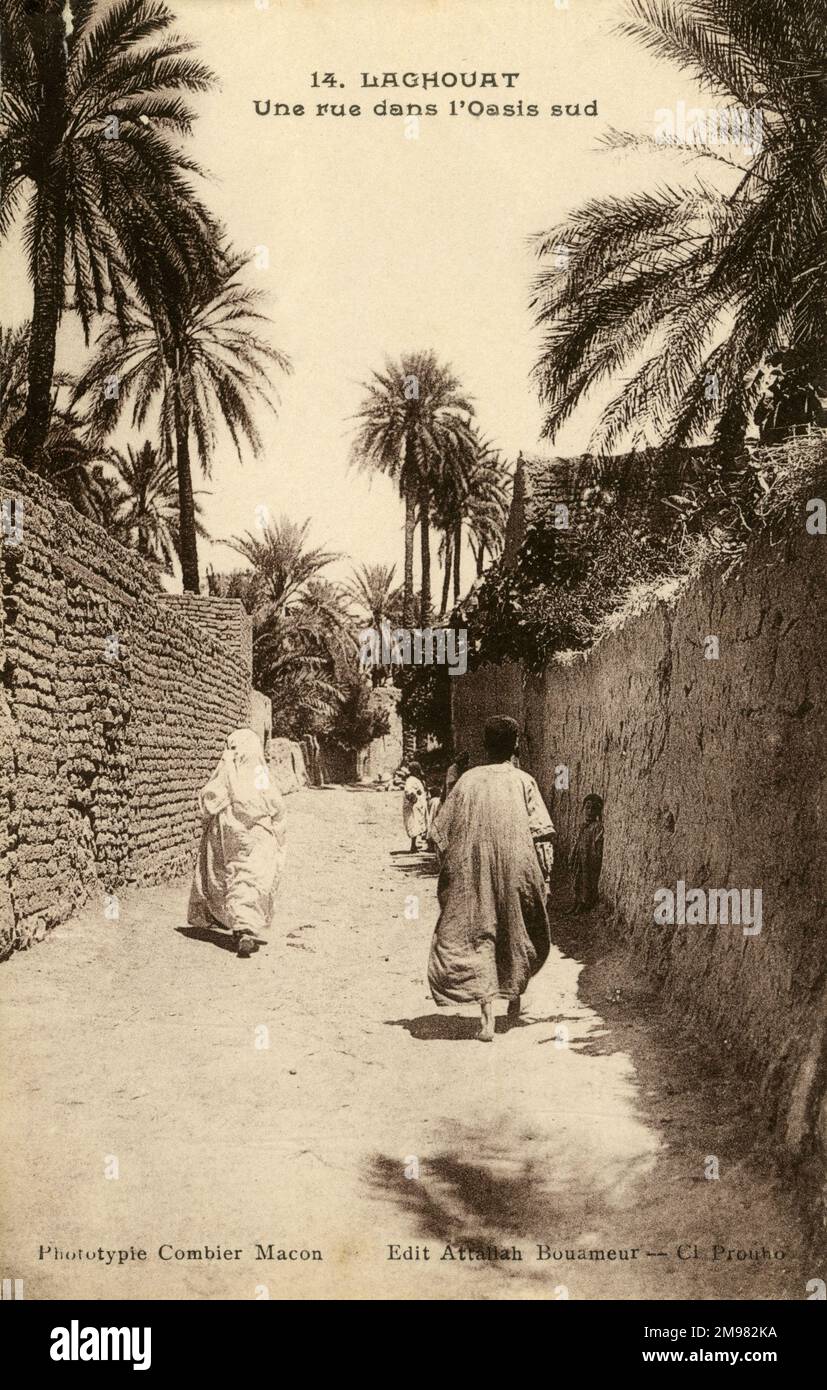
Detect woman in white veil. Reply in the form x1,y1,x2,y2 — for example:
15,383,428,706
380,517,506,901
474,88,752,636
188,727,286,957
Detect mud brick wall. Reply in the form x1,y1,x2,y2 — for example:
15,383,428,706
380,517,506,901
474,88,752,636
452,527,827,1182
0,460,252,956
160,595,253,679
450,659,524,762
0,499,14,948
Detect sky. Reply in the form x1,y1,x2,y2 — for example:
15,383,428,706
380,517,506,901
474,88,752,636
1,0,712,587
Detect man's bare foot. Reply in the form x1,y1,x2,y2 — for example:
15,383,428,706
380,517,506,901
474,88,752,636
479,999,495,1042
507,996,521,1025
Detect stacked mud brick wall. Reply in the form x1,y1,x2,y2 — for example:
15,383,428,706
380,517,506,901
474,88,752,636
0,459,253,956
160,594,253,673
0,496,13,951
452,525,827,1187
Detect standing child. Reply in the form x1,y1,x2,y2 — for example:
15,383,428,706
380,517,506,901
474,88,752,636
402,761,429,851
426,784,442,851
569,793,604,913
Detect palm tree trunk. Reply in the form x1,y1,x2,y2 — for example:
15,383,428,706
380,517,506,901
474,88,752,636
440,532,452,616
402,486,415,629
173,391,200,592
419,481,432,627
401,485,417,761
452,520,462,602
476,543,485,576
21,3,68,466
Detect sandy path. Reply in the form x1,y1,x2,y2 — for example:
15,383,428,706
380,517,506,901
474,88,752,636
0,787,814,1300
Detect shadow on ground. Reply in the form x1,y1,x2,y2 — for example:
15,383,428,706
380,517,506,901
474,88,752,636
389,855,439,879
386,1013,575,1041
175,924,237,953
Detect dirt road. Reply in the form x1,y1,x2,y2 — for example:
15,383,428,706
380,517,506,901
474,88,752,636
0,787,815,1300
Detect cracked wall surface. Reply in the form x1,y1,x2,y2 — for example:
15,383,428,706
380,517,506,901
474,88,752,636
0,460,253,956
453,529,827,1180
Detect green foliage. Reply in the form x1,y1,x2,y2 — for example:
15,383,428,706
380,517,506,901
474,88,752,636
0,0,220,333
662,433,827,547
532,0,827,452
213,519,354,741
72,254,290,474
352,350,477,624
464,514,672,671
109,439,209,571
463,435,827,671
327,681,392,753
399,664,452,748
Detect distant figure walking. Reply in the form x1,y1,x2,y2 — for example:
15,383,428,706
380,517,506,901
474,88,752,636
402,761,429,851
188,728,286,957
428,716,555,1041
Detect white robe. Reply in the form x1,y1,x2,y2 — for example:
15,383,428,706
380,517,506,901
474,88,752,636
188,729,286,939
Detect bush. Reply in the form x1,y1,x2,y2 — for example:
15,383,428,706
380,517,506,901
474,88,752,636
327,679,391,752
464,511,675,671
399,663,452,748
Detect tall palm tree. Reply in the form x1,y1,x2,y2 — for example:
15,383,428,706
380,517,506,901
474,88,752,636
109,438,208,571
433,434,511,609
352,351,476,629
0,0,220,466
531,0,827,454
72,256,290,591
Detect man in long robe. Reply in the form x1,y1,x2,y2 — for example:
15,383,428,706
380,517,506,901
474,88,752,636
428,716,555,1041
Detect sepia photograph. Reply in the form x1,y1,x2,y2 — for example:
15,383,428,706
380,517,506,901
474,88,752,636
1,0,826,1344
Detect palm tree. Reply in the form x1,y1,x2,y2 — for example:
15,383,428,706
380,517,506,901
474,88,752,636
346,562,404,629
109,439,209,571
0,0,220,466
465,439,511,580
352,351,476,629
87,467,132,542
224,520,351,738
433,434,511,609
0,317,118,520
531,0,827,454
221,567,345,737
72,256,290,591
433,470,463,616
346,562,405,684
0,323,28,431
229,516,340,615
